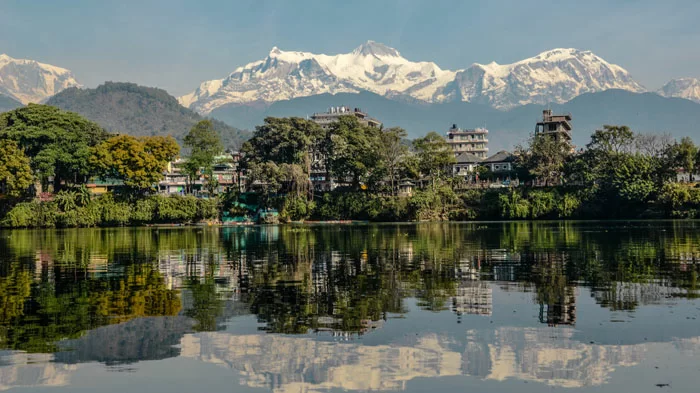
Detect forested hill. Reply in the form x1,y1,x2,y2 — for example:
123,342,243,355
0,93,22,112
46,82,250,149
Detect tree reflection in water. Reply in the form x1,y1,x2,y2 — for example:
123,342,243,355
0,221,698,351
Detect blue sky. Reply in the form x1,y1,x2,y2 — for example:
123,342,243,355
1,0,698,96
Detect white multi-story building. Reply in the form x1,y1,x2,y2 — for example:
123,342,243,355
445,124,489,159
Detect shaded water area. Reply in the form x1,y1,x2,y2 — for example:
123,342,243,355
0,221,699,392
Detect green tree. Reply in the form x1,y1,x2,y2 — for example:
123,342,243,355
241,117,324,169
0,104,108,192
379,127,409,195
91,135,179,192
412,132,456,189
241,117,322,209
184,120,224,195
0,140,33,197
587,125,636,155
668,137,697,174
516,133,571,186
323,116,383,189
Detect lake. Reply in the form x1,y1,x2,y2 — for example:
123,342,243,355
0,221,699,393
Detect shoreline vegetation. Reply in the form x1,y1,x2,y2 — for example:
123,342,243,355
3,105,700,229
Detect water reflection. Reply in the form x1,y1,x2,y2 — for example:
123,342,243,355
0,222,699,391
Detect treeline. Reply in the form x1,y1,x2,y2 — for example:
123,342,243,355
240,117,700,221
2,193,218,228
0,104,225,227
3,104,700,227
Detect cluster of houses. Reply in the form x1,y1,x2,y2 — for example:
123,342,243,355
83,107,574,196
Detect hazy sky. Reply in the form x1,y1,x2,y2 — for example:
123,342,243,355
1,0,698,96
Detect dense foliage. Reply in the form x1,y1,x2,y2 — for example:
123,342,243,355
0,140,33,198
0,104,108,191
1,193,219,228
91,134,179,191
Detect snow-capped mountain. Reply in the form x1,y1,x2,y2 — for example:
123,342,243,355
658,78,700,103
180,42,645,113
179,41,456,114
0,53,81,104
445,48,645,109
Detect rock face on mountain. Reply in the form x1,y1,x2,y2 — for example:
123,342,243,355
0,53,81,104
47,82,249,148
658,78,700,103
180,42,645,113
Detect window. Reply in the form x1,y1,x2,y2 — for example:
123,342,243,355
548,123,557,131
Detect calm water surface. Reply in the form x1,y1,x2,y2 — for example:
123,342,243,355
1,222,699,392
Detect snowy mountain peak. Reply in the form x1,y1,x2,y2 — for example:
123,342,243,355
180,42,646,113
530,48,586,61
658,78,700,103
352,41,401,58
0,53,81,104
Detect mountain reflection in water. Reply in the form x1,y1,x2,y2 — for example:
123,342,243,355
0,222,698,392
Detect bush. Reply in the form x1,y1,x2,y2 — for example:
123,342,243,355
155,195,198,222
131,198,157,223
280,194,314,222
1,202,40,228
528,190,556,219
197,198,220,221
499,190,530,219
556,193,581,218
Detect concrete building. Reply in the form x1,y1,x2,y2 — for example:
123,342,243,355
310,106,382,129
445,124,489,159
159,153,242,195
482,151,516,173
453,152,482,178
535,110,572,144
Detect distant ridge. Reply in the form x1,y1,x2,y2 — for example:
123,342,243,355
47,82,249,148
210,89,700,151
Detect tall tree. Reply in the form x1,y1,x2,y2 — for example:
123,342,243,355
91,135,179,192
184,120,223,194
587,125,636,155
378,127,409,196
241,117,324,170
412,132,456,189
322,116,383,189
0,104,108,192
0,140,33,198
669,137,697,173
516,133,571,186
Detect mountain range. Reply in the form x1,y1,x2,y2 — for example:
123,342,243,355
178,41,699,114
2,44,700,150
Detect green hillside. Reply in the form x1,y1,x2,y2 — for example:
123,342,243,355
47,82,250,149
